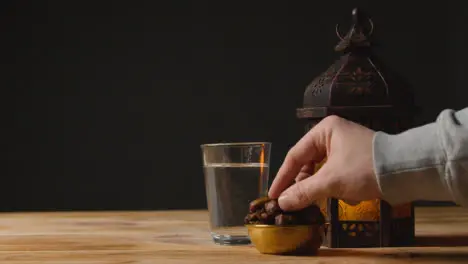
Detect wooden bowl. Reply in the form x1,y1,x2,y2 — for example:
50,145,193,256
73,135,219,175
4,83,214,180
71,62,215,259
246,224,323,255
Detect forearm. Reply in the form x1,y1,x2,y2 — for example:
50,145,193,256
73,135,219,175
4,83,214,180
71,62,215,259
373,107,468,206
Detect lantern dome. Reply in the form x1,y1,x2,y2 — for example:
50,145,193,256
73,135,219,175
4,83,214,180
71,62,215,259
297,8,413,119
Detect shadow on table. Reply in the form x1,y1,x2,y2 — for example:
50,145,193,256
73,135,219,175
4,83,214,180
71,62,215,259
415,234,468,247
318,248,468,261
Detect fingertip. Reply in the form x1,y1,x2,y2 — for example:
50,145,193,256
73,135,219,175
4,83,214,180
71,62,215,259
267,188,279,199
276,184,302,211
277,194,294,211
277,192,305,211
277,172,329,212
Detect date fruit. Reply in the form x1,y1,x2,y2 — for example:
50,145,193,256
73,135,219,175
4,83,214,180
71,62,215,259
244,197,325,226
249,196,270,213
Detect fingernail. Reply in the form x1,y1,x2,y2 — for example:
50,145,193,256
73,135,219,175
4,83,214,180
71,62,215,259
278,194,288,202
278,194,292,209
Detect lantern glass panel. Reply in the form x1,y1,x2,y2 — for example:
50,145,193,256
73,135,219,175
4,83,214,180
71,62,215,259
339,200,380,221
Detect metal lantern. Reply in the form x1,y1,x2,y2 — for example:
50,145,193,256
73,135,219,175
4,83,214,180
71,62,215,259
296,8,415,248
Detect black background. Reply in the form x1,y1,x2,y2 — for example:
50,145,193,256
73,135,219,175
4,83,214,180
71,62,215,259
2,1,467,211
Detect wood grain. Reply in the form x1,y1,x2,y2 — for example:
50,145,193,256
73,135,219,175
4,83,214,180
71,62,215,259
0,207,466,263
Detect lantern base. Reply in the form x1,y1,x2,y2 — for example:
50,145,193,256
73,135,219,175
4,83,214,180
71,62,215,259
390,217,415,246
321,217,414,248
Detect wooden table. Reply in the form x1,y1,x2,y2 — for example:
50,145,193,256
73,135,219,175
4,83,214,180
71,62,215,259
0,207,466,263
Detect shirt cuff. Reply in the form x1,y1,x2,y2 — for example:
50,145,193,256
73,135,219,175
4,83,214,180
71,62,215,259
373,123,452,205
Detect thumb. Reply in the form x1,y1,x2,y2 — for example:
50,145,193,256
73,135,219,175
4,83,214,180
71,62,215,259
277,163,333,211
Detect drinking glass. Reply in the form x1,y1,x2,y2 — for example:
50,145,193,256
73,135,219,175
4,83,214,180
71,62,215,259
201,142,271,245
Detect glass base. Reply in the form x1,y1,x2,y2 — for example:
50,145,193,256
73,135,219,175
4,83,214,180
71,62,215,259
211,233,251,245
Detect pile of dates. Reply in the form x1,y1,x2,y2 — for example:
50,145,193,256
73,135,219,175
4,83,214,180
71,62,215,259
244,197,325,226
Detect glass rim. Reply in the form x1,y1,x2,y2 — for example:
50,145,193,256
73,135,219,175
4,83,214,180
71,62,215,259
200,141,271,148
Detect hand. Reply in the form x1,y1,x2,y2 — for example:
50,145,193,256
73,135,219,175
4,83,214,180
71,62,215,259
268,115,382,211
